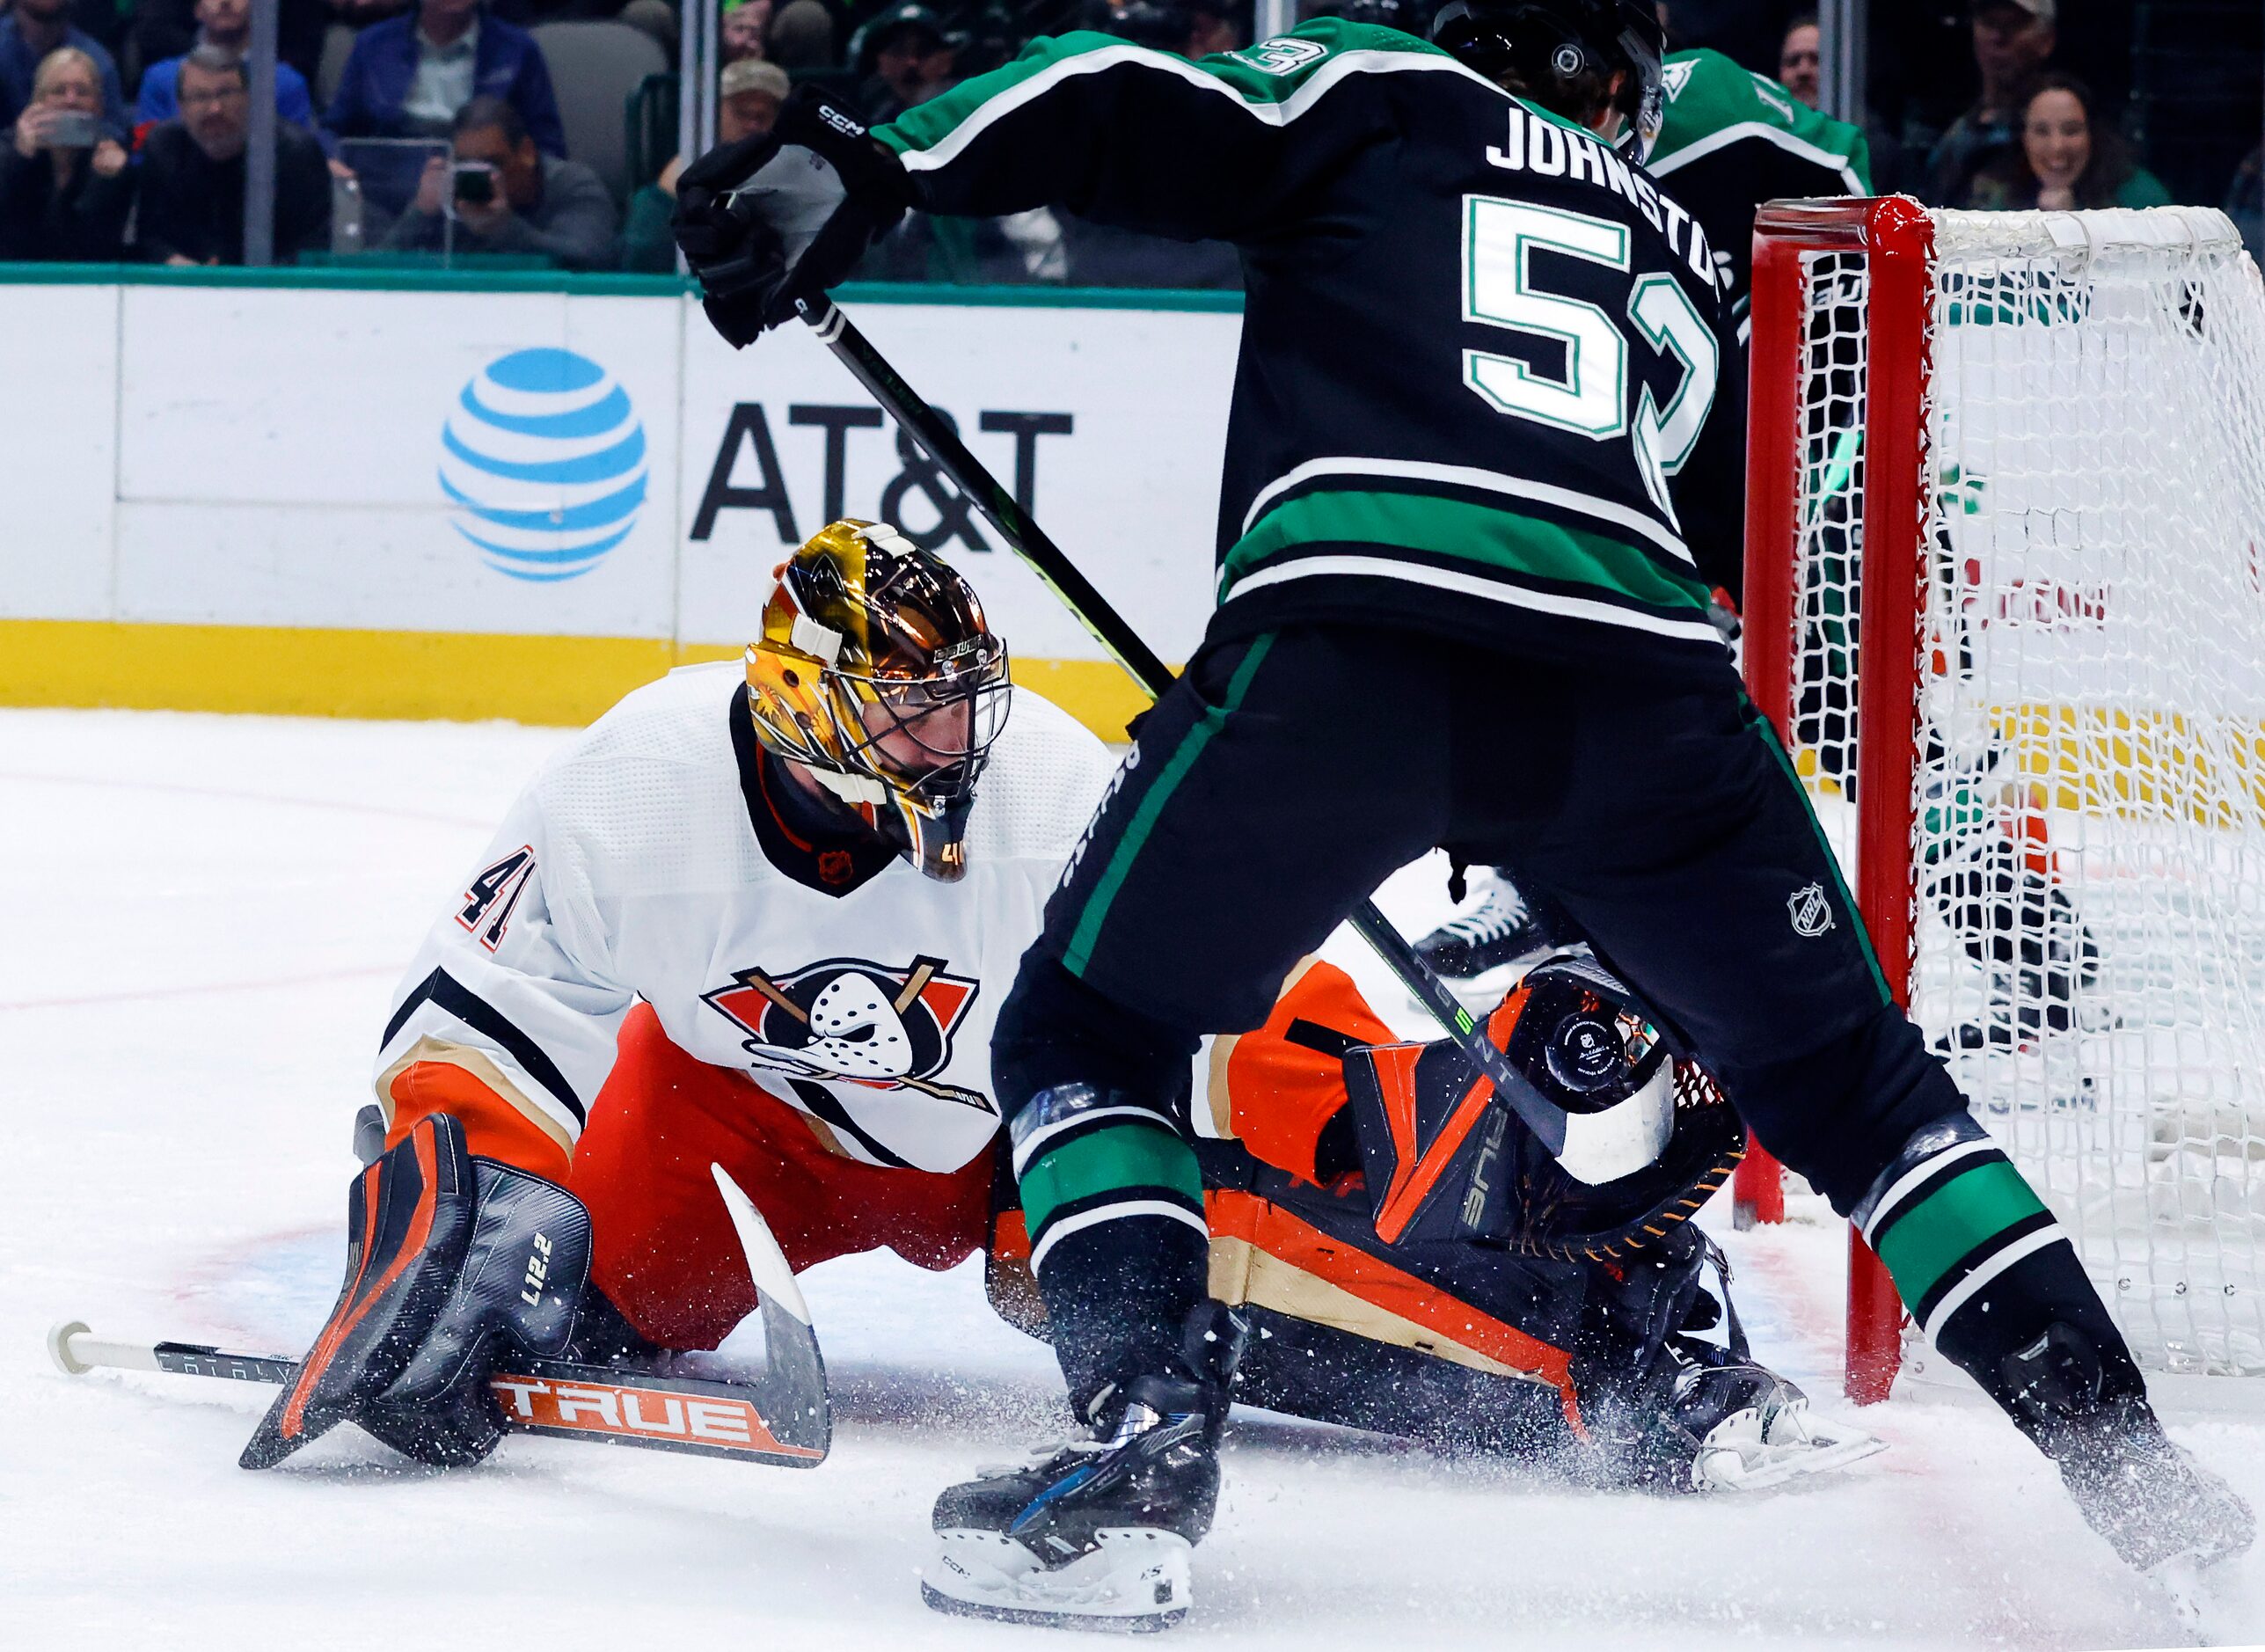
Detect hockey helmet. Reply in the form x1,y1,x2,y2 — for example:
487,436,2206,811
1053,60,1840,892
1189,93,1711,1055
746,520,1011,881
1431,0,1667,158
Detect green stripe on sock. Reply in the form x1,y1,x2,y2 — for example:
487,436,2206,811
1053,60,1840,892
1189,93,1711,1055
1061,632,1278,976
1874,1159,2049,1308
1019,1122,1203,1236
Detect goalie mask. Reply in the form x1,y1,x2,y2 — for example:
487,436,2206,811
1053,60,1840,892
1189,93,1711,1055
746,520,1011,881
1431,0,1667,160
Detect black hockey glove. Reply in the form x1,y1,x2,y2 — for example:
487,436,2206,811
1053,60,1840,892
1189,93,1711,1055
240,1112,593,1470
673,85,914,347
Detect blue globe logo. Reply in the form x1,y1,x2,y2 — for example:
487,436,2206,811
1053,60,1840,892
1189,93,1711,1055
441,348,647,582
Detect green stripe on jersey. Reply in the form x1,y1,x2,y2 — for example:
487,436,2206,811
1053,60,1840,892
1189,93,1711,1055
1061,632,1278,976
1873,1159,2049,1309
877,19,1450,159
1020,1122,1204,1233
1652,48,1872,187
1220,491,1713,614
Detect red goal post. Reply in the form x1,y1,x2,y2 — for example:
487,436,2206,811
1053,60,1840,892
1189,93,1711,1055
1738,197,1930,1404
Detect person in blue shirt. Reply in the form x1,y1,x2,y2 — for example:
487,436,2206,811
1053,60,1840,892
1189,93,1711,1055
325,0,565,216
136,0,316,132
0,0,128,140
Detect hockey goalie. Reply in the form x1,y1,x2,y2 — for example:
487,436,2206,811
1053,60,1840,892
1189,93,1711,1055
240,520,1873,1524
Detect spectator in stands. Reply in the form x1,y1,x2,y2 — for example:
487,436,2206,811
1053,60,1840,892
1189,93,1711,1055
137,0,316,130
383,92,612,266
1961,71,2170,213
619,54,781,274
0,0,126,140
0,44,129,259
1928,0,2057,206
325,0,564,215
1777,11,1819,108
719,0,771,61
854,3,961,124
136,46,332,261
134,0,330,90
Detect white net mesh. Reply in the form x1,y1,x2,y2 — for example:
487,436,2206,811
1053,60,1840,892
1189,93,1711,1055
1784,207,2265,1376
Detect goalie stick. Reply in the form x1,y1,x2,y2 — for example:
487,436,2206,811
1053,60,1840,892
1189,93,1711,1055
48,1164,830,1468
792,295,1578,1189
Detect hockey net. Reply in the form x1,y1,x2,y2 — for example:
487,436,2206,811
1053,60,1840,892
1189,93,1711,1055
1743,199,2265,1398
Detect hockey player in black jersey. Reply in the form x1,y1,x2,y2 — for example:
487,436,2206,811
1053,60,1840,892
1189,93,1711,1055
671,0,2251,1627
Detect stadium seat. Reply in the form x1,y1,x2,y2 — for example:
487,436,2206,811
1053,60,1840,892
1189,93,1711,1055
316,24,355,112
532,20,669,204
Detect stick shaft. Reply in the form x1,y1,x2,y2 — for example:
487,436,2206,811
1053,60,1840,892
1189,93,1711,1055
51,1325,823,1466
795,298,1569,1166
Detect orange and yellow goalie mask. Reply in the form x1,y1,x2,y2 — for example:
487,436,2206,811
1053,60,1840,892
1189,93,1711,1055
746,520,1012,881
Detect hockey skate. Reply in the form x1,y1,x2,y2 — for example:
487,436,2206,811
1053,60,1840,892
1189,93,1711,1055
1650,1341,1886,1494
1413,873,1573,997
922,1373,1222,1631
2005,1325,2254,1628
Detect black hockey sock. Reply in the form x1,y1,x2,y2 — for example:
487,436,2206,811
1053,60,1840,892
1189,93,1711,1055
1854,1115,2144,1434
1012,1080,1209,1420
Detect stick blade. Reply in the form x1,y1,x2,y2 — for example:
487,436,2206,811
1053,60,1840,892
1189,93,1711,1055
711,1163,829,1458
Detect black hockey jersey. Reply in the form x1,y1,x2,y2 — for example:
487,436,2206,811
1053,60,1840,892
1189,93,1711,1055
876,20,1744,673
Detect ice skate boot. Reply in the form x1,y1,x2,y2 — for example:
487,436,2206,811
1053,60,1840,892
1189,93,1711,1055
1635,1340,1884,1493
1414,873,1571,983
922,1371,1224,1631
2006,1325,2253,1625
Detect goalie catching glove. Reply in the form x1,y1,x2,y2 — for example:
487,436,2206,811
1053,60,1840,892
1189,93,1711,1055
240,1113,592,1469
673,86,914,347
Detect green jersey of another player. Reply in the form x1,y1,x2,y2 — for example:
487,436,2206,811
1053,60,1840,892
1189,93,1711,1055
1649,48,1871,333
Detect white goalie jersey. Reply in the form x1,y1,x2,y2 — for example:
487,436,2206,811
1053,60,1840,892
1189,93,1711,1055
374,662,1120,1175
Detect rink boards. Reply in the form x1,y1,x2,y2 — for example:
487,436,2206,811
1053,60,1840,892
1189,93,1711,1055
0,273,1238,735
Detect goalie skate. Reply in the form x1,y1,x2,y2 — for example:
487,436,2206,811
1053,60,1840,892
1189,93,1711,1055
1668,1347,1886,1494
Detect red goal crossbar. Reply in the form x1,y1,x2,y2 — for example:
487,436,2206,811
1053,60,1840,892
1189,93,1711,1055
1737,196,1939,1404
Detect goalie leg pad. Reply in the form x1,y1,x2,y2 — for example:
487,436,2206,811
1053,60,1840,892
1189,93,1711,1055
242,1113,593,1470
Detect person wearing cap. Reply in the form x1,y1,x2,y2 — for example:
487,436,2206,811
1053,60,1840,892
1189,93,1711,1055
856,2,958,123
1927,0,2057,205
620,56,787,274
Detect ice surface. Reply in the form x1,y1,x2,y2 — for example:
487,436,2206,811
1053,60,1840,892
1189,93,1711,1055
4,707,2264,1647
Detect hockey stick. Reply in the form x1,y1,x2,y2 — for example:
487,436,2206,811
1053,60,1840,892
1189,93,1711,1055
48,1164,829,1467
793,296,1573,1168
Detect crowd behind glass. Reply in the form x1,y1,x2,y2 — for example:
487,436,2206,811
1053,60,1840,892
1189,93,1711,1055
0,0,2254,281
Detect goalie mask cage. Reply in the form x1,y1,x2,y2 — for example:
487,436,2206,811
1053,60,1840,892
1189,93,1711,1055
1739,197,2265,1403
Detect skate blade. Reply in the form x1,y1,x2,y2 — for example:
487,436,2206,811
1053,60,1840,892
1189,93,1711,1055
1696,1405,1887,1493
923,1527,1193,1632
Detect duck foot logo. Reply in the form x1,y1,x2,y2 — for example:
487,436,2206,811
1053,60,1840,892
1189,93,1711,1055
701,954,990,1111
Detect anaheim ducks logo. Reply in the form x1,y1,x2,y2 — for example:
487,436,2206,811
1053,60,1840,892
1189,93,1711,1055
700,954,991,1113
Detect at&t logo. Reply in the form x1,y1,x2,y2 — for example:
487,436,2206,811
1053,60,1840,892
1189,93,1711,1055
442,347,647,582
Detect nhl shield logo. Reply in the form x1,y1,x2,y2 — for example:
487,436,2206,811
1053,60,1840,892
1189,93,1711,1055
701,954,992,1113
1787,882,1834,938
